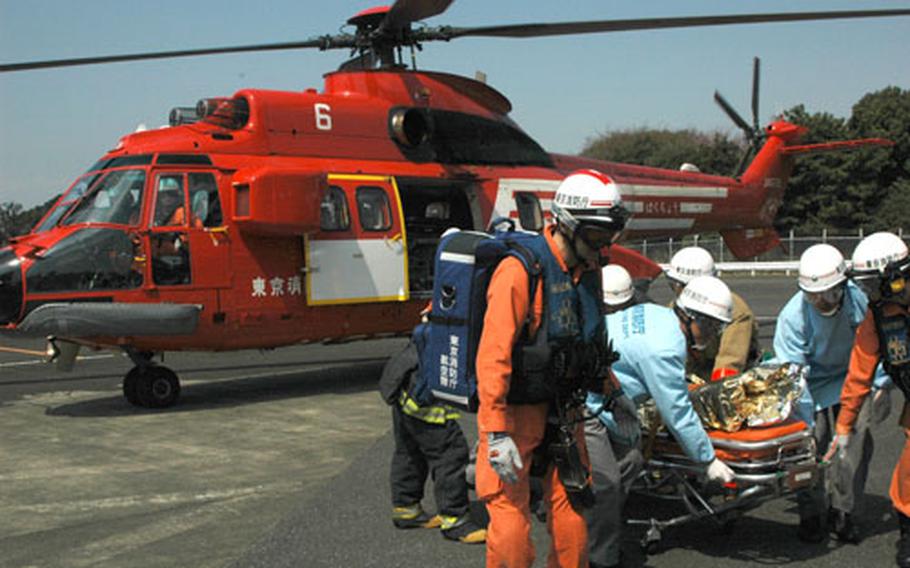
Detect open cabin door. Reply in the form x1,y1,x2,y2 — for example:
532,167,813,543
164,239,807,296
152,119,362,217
305,174,409,305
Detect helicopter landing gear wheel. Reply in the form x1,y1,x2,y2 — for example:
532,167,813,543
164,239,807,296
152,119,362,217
123,366,181,408
123,367,143,406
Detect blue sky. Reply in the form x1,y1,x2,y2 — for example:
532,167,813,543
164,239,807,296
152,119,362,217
0,0,908,207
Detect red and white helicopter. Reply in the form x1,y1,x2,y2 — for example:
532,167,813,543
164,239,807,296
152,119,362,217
0,1,905,407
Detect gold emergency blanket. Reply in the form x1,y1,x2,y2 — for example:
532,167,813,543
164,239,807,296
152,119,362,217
638,363,807,433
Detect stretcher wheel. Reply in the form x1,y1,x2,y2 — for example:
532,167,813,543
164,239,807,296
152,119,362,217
641,526,661,555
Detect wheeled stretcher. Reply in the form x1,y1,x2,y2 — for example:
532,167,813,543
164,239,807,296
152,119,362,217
629,417,821,553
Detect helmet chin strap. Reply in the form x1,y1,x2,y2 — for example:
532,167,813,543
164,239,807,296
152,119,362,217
555,222,583,268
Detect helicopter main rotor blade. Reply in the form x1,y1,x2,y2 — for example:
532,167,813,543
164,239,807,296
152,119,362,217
3,8,908,73
0,37,351,73
440,9,910,39
380,0,454,35
714,91,755,141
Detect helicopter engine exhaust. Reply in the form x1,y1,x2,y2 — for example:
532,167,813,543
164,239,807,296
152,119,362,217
168,106,199,126
389,107,432,147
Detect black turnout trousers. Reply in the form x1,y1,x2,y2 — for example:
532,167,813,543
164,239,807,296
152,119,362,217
390,404,471,518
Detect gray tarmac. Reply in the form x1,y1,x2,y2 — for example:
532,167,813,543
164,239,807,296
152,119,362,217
0,275,905,567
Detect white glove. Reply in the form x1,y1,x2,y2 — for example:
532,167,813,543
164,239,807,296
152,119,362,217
611,394,641,444
706,457,735,484
488,433,523,484
873,388,892,425
835,433,851,460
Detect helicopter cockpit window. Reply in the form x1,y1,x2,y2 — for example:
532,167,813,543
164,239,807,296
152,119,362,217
86,154,152,173
188,173,223,227
356,186,392,232
26,228,143,292
153,175,188,227
320,186,350,231
33,172,102,233
62,169,145,226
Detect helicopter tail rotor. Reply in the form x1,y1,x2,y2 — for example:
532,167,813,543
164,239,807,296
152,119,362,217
715,57,763,177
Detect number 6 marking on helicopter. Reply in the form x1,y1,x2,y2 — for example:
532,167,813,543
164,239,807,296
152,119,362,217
315,103,332,130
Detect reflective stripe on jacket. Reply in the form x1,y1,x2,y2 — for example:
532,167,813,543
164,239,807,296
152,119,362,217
398,389,461,425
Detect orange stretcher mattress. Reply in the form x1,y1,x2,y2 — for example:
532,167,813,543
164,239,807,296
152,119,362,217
650,418,812,463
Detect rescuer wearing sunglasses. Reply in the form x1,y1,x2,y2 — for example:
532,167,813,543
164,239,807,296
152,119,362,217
773,243,891,544
474,169,638,568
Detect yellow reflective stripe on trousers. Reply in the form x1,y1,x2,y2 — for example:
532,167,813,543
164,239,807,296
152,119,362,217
398,391,461,424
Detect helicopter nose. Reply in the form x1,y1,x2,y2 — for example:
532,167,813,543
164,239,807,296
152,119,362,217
0,249,24,326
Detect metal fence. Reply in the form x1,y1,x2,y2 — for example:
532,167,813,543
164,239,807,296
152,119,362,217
625,228,909,267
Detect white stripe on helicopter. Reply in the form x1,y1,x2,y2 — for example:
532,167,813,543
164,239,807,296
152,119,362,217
494,178,722,222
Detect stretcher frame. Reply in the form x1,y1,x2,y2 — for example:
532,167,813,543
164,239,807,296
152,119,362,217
628,419,821,553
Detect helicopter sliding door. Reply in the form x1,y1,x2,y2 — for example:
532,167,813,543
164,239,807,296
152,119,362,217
148,171,229,289
305,174,409,305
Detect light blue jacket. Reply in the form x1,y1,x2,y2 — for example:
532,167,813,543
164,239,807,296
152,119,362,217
773,281,890,423
587,303,715,463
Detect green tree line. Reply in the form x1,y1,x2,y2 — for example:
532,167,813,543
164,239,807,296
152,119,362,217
581,86,910,234
0,196,57,245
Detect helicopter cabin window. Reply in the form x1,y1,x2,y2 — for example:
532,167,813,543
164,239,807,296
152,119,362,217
62,169,145,226
356,186,391,232
320,186,350,231
188,172,223,227
153,175,188,227
150,174,192,285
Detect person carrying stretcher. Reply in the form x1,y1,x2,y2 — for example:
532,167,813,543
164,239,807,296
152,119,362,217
585,275,736,568
773,244,891,544
835,232,910,567
665,246,761,381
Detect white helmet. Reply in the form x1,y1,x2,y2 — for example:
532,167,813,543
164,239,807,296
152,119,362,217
852,232,910,275
602,264,634,306
851,231,910,299
667,246,716,285
551,169,629,242
798,244,847,293
677,275,733,323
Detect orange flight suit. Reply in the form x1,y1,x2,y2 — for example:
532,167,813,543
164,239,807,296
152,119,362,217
475,226,593,568
836,303,910,516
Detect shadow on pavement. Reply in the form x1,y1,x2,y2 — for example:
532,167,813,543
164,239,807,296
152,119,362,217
620,492,896,566
45,361,386,418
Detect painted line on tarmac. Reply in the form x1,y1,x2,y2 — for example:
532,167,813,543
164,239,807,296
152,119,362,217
0,354,114,368
5,482,300,515
0,345,46,356
56,484,299,568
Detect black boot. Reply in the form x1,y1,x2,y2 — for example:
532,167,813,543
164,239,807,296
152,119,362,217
898,512,910,568
829,507,861,544
798,514,826,543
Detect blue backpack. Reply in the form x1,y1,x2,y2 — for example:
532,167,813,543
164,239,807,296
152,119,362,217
412,226,542,411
